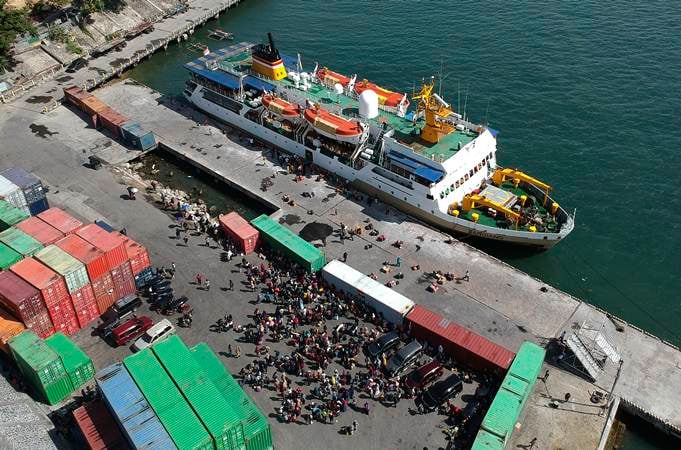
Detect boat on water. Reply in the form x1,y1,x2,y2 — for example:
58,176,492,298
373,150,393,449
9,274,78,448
183,33,575,249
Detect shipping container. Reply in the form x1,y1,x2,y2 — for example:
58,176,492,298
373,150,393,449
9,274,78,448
471,429,505,450
0,174,29,214
115,233,151,276
405,305,515,374
56,234,110,281
0,227,44,256
110,261,136,301
37,207,83,234
1,167,46,205
8,330,73,405
0,270,54,338
16,216,64,245
35,245,90,294
63,86,92,109
81,95,109,117
45,332,95,389
97,107,129,137
190,343,273,450
0,306,25,353
134,267,154,289
120,121,157,151
123,350,213,450
91,272,116,314
70,283,100,328
11,257,79,336
77,224,128,269
28,197,50,216
322,260,414,326
73,399,132,450
96,363,177,450
0,199,30,231
0,241,22,269
506,341,545,384
219,212,259,255
153,336,246,450
250,214,325,272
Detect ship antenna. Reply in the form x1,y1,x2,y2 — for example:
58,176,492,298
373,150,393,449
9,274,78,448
463,86,469,122
457,80,460,114
484,99,490,126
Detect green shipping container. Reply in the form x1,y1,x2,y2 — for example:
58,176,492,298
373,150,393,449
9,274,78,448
8,330,73,405
0,242,22,269
471,430,504,450
480,389,522,441
250,214,325,272
124,349,213,450
0,200,29,231
154,336,246,450
34,245,90,293
507,341,545,384
190,343,273,450
45,332,95,389
0,227,43,257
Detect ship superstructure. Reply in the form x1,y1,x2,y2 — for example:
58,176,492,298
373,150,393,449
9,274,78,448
183,36,574,248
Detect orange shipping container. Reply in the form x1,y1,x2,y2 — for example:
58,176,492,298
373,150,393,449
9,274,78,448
63,86,92,108
97,107,128,138
0,307,26,354
80,96,109,117
219,212,259,254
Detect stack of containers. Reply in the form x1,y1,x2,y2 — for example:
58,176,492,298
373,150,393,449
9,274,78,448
97,107,129,138
123,349,213,449
0,199,30,231
190,342,273,450
16,216,64,245
8,330,73,405
73,399,133,450
37,207,83,235
0,227,44,257
45,332,95,389
11,257,79,336
153,336,247,450
80,96,109,127
219,212,259,255
120,121,157,151
0,174,29,214
0,271,55,338
96,363,176,450
0,307,25,354
35,245,98,329
0,242,22,269
63,86,91,108
56,235,116,315
114,232,152,289
1,167,49,215
77,225,135,301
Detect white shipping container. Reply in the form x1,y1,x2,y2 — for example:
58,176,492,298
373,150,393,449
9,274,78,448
0,175,29,214
322,260,415,325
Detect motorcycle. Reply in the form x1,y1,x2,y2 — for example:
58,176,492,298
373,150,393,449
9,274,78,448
178,313,193,328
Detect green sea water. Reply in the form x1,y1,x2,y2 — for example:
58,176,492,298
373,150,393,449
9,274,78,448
128,0,681,352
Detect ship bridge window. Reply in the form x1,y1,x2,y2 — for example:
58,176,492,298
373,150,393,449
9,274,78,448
426,194,434,200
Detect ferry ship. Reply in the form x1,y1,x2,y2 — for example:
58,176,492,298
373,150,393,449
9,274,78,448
183,34,574,249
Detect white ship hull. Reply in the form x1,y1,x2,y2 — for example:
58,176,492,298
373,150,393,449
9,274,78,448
186,86,574,249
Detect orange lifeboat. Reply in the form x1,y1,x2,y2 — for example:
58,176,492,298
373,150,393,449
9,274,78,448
262,94,301,118
316,67,351,86
354,79,407,108
304,106,363,144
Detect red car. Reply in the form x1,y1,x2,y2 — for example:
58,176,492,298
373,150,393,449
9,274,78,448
111,316,153,346
403,360,444,390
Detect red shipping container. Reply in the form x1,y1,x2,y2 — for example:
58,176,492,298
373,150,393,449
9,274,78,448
219,212,260,254
16,216,65,245
91,272,116,314
55,234,110,281
63,86,91,109
97,107,128,137
37,207,83,235
73,399,132,450
114,233,151,276
10,257,80,336
70,284,100,328
110,261,136,300
77,224,128,269
0,271,55,338
405,305,515,374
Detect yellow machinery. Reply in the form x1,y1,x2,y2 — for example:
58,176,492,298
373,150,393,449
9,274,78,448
462,194,521,223
412,79,456,144
492,168,552,201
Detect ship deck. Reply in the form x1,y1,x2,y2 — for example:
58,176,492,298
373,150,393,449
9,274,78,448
212,45,476,161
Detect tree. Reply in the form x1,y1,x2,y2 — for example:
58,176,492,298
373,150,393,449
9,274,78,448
0,0,36,71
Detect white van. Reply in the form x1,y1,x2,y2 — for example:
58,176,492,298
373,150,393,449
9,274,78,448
131,319,175,352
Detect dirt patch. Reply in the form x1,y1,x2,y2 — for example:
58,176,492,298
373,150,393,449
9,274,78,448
299,222,333,242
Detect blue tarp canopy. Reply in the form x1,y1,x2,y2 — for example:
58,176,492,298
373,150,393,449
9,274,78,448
185,62,276,93
388,152,444,184
244,75,275,92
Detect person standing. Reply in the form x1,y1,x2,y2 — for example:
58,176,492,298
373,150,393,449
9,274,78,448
463,269,470,281
396,256,402,267
205,279,211,291
228,279,234,291
235,346,242,358
343,251,348,262
183,235,189,246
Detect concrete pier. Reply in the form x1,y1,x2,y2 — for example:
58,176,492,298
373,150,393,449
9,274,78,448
1,79,680,448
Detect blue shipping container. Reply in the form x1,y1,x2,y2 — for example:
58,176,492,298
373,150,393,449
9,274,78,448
121,121,156,151
1,167,46,204
96,363,177,450
28,198,49,216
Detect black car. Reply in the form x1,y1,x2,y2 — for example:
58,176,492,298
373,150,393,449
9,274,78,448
66,57,87,73
111,295,142,318
365,331,401,359
386,340,423,377
421,374,463,411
